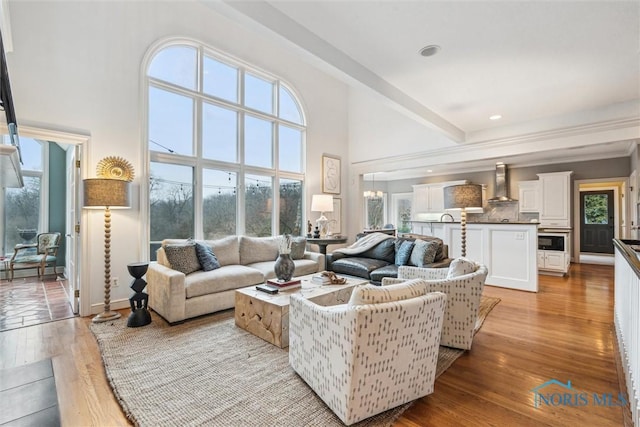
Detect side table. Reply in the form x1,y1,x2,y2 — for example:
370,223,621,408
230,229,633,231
307,237,348,269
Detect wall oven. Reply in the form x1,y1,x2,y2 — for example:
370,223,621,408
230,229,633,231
538,233,566,251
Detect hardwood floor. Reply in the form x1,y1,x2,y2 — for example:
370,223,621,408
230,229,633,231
0,263,628,426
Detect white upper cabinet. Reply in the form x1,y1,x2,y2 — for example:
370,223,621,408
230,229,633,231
537,171,573,227
518,180,541,212
412,184,444,215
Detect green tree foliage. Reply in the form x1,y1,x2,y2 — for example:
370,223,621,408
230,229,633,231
5,177,40,250
584,194,608,224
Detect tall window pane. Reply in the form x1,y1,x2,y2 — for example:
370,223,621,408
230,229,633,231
4,176,41,251
149,162,194,259
20,138,43,171
203,56,238,103
278,125,302,172
148,45,197,90
245,174,272,237
244,73,274,114
203,103,237,162
149,87,194,156
203,169,237,238
279,85,302,124
245,115,273,168
279,179,302,235
365,196,386,229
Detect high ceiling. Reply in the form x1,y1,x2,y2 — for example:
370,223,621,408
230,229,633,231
214,1,640,178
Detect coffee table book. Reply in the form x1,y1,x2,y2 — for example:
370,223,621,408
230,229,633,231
266,278,302,289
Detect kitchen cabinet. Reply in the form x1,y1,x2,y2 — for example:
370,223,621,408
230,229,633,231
518,180,541,212
412,184,444,215
538,250,569,274
537,171,573,227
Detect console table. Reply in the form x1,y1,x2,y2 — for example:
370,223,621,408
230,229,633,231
307,237,348,256
307,237,348,269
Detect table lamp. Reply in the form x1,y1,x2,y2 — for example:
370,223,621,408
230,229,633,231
444,184,483,257
311,194,334,237
84,178,131,323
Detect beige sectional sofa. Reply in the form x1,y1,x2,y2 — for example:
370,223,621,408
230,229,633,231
147,235,324,324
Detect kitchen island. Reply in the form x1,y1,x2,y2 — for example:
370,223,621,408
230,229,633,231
408,221,539,292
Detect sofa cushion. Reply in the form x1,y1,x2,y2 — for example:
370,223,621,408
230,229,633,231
358,238,396,263
239,236,279,265
194,242,220,271
290,237,307,260
447,257,478,278
409,239,440,267
395,240,415,266
369,264,399,284
348,278,427,305
330,257,391,280
163,244,201,275
207,236,240,266
401,234,446,262
184,265,264,298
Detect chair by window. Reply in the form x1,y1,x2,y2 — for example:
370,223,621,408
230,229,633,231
9,232,61,281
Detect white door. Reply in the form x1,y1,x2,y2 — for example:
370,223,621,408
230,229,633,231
65,145,81,313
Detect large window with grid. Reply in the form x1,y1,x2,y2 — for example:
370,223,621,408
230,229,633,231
146,43,306,259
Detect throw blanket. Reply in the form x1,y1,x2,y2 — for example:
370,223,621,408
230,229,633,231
333,232,395,256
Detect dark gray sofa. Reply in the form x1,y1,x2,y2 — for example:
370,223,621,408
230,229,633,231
326,233,452,285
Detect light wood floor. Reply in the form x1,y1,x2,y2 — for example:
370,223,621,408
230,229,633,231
0,263,629,426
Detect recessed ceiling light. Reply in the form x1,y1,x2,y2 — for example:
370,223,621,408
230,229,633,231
489,114,502,120
419,45,441,57
427,169,433,173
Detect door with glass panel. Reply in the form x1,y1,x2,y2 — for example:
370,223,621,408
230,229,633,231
580,190,614,254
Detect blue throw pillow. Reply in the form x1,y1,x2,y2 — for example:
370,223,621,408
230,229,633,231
395,240,415,266
194,242,220,271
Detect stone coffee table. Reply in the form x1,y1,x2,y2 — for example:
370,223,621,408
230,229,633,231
234,274,368,348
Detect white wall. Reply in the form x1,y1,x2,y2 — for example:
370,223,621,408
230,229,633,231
7,1,349,314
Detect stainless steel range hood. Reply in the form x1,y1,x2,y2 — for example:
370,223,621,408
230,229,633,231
488,163,517,203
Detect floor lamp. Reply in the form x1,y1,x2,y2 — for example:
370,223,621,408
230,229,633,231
443,184,483,257
83,178,131,323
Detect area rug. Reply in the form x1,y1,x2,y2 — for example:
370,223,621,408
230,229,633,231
91,295,500,427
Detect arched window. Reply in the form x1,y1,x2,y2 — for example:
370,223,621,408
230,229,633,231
145,41,306,258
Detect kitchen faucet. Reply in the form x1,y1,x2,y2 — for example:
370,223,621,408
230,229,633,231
440,213,454,222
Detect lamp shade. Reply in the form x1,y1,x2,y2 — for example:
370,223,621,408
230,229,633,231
83,178,131,208
311,194,333,212
444,184,483,210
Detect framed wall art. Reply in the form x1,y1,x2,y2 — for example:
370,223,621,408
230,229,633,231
325,198,342,235
322,155,341,194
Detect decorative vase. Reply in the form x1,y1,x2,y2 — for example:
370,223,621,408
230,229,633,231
274,253,295,282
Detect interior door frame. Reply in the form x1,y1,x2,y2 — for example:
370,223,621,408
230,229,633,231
19,125,90,316
573,177,628,262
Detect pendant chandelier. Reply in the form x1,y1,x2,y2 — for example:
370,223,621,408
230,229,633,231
363,173,383,199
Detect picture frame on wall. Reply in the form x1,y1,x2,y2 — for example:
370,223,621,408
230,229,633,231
322,155,341,194
325,198,342,235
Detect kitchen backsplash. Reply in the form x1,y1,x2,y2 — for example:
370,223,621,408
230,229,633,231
467,201,539,223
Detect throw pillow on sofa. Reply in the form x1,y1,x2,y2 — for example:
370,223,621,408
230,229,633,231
409,239,439,267
194,242,220,271
164,243,201,275
290,236,307,260
348,278,427,305
395,240,415,266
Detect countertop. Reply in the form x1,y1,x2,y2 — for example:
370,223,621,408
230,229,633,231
409,220,540,225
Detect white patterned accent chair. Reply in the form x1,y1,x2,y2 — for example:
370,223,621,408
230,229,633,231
382,258,489,350
289,279,447,426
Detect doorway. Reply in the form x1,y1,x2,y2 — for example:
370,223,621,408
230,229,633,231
580,190,614,254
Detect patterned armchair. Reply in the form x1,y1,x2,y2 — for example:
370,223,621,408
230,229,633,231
10,232,61,280
382,258,489,350
289,281,447,426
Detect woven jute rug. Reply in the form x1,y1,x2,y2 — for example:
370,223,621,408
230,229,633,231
91,295,500,427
